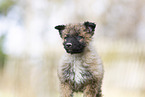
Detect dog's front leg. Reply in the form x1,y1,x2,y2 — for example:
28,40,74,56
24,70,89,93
60,83,73,97
83,84,102,97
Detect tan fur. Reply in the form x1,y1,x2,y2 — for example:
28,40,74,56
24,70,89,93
62,24,92,44
57,22,104,97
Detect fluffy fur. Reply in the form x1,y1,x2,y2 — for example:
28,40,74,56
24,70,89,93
55,22,104,97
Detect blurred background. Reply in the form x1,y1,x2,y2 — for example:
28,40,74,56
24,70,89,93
0,0,145,97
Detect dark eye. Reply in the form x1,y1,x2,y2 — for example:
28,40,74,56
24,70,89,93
64,37,67,39
77,36,83,40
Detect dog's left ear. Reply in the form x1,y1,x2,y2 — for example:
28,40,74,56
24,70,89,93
55,25,66,38
83,21,96,36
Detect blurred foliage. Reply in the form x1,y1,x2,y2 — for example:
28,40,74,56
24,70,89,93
0,0,16,15
0,34,6,70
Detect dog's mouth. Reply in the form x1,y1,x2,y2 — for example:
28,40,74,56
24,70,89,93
67,49,74,54
64,43,86,54
65,48,85,54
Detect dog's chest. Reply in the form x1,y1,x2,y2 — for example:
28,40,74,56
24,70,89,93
61,54,93,90
66,56,91,86
61,54,95,91
72,59,84,84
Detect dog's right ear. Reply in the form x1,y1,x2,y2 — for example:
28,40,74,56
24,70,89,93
55,25,66,38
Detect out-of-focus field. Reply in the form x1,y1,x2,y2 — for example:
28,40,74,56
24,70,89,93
0,0,145,97
0,39,144,97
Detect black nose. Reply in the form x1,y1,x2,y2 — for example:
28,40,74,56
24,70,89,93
65,43,72,48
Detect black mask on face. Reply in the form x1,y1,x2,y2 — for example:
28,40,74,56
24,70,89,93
63,36,86,54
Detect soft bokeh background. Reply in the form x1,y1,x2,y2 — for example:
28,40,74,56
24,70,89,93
0,0,145,97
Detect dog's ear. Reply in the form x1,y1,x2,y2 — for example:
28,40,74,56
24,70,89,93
83,21,96,36
55,25,66,38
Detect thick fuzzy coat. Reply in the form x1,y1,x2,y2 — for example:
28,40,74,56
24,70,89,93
55,22,104,97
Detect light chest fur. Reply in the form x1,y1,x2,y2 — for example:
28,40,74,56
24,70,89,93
70,55,86,84
60,54,89,81
58,49,104,91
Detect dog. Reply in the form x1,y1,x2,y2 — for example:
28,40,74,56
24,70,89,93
55,21,104,97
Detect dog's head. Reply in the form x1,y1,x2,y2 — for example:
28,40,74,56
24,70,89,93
55,21,96,54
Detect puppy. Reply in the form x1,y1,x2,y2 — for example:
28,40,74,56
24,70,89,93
55,21,104,97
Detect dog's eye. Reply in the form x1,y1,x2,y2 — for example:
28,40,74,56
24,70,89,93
77,36,83,40
64,37,67,39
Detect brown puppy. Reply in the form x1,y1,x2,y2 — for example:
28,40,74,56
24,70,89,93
55,21,104,97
